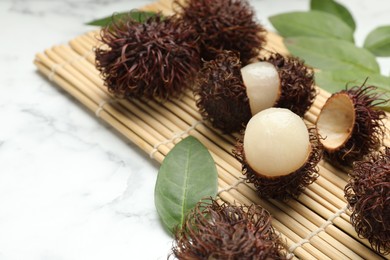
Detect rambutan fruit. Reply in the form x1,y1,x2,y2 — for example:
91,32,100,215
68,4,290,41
344,147,390,255
234,108,323,200
316,84,387,166
174,0,266,65
194,51,251,133
95,14,200,100
194,51,316,133
170,198,286,259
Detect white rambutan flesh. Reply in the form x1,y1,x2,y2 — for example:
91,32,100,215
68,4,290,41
243,108,311,177
241,62,281,116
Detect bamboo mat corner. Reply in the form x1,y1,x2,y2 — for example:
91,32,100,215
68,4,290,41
33,0,389,259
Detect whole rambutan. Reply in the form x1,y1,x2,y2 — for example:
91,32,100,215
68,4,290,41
174,0,266,65
316,84,387,166
170,198,286,260
344,147,390,255
95,14,200,100
194,51,316,133
234,108,323,200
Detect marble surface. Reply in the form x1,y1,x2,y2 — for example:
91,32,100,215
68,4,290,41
0,0,389,259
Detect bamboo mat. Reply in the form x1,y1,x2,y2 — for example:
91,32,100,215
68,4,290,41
34,0,389,259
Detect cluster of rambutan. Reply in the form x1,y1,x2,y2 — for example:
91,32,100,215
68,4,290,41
95,0,266,100
317,84,389,255
315,83,389,254
195,51,316,133
94,0,389,256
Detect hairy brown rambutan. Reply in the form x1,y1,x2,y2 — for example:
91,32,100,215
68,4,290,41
344,147,390,255
95,14,200,100
174,0,266,65
235,122,322,200
263,53,316,117
170,198,286,259
194,51,316,133
194,51,251,133
316,84,387,166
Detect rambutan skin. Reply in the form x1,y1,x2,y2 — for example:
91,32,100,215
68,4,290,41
170,198,286,260
344,147,390,255
194,50,251,133
324,85,387,166
263,53,316,117
234,127,323,200
174,0,266,65
95,14,200,100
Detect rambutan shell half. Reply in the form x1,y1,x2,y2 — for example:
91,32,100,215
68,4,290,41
316,93,356,151
316,85,387,166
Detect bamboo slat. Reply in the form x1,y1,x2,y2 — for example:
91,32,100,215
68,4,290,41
33,0,389,259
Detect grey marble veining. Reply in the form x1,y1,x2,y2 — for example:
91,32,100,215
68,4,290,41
0,0,389,259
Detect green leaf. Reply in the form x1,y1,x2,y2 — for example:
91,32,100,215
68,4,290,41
315,70,390,92
269,11,354,42
284,37,380,73
363,26,390,57
310,0,356,31
86,10,158,27
154,136,218,234
315,70,390,111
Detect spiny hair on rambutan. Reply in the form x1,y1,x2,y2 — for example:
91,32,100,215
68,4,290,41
344,147,390,255
95,13,200,100
174,0,266,65
170,198,287,260
316,84,388,166
261,53,316,117
194,50,251,133
194,50,316,133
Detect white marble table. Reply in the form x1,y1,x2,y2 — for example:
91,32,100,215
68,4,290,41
0,0,389,259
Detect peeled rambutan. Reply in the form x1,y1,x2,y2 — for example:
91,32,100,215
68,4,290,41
174,0,266,65
194,51,316,133
170,198,286,259
234,108,323,200
344,147,390,255
316,84,387,166
95,14,200,100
